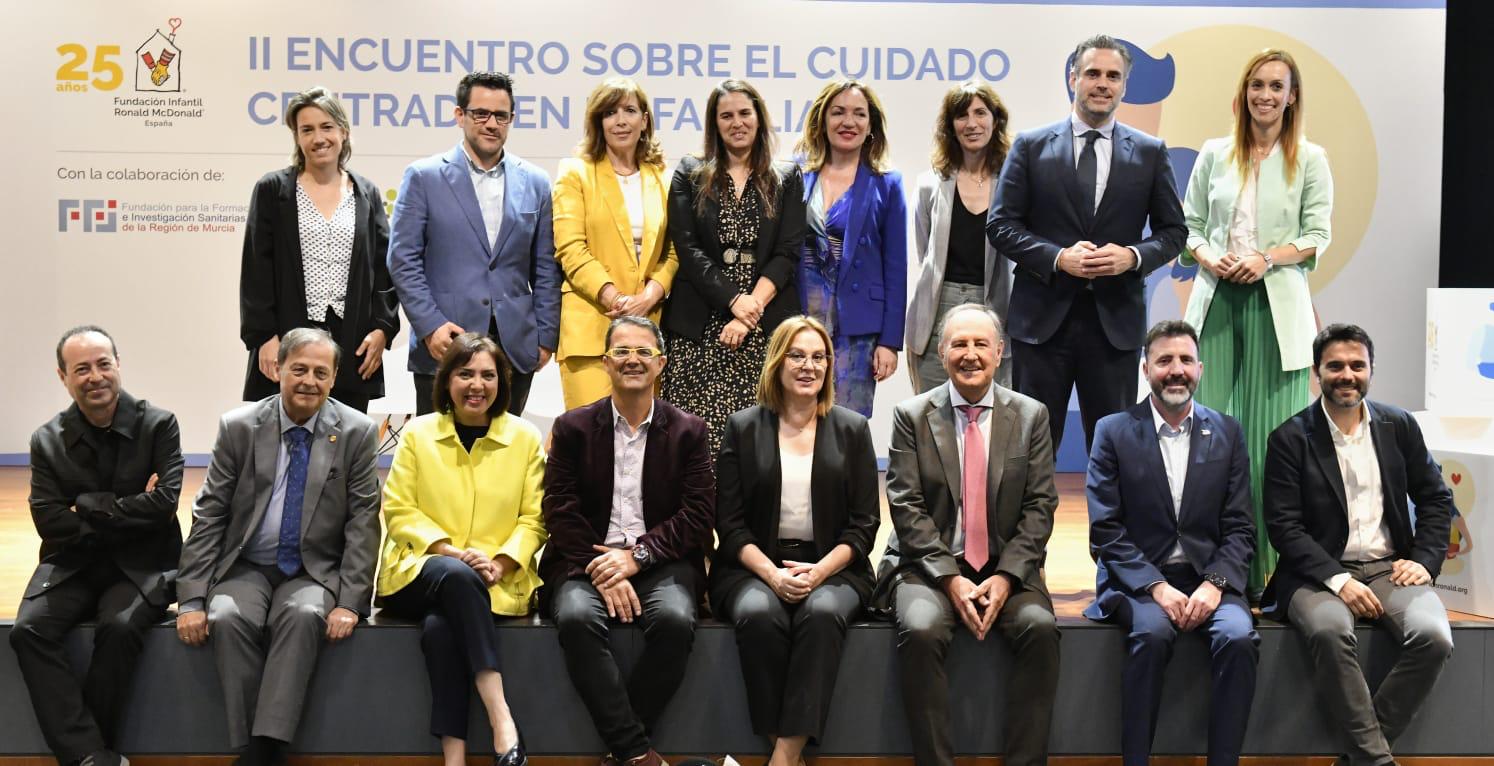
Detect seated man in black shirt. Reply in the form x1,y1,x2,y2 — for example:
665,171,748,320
9,325,184,766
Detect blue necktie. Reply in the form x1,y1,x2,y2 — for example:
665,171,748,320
276,427,311,576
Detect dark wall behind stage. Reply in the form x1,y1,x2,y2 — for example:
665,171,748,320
1441,1,1494,288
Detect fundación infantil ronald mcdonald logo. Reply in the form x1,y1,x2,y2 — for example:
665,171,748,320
135,17,183,93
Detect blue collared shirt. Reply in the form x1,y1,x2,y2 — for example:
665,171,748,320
462,143,506,252
242,404,323,566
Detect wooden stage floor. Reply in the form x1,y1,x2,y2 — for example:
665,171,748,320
0,467,1484,623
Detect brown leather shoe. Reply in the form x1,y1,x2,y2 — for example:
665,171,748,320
625,750,666,766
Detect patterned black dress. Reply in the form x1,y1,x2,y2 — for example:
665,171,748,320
662,175,770,458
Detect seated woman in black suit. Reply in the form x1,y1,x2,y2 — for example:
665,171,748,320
710,315,880,766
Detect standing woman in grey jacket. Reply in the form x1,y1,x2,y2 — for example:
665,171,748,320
906,81,1014,392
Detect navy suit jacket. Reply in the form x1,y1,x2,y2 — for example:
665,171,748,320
799,165,908,348
987,119,1186,350
1261,399,1454,618
1084,400,1255,620
387,145,561,375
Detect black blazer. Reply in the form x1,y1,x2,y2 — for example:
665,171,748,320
710,405,881,605
1262,399,1454,617
662,156,806,340
25,391,184,608
240,167,400,399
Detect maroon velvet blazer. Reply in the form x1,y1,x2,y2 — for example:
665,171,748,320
540,397,716,596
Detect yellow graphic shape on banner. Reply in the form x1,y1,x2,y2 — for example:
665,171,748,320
1150,26,1376,292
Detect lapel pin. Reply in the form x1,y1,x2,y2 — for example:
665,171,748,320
1200,429,1211,436
329,434,337,443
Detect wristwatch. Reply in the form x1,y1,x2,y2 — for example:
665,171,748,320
1259,251,1274,270
1203,572,1228,590
631,543,654,571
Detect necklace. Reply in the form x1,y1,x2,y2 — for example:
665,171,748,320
961,168,988,189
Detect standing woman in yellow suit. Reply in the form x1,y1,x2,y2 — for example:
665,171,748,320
553,77,678,409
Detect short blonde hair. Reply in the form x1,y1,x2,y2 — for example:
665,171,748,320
578,77,664,168
757,316,835,417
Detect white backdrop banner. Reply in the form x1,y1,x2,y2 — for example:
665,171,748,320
2,1,1446,460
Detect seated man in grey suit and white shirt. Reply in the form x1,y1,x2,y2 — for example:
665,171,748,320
176,327,381,766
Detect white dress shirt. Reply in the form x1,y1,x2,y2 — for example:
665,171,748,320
1150,399,1193,566
1324,399,1394,594
947,381,995,558
606,400,654,547
463,143,506,251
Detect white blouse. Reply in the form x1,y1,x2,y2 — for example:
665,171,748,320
1226,142,1277,257
616,170,645,259
296,177,355,322
777,443,814,541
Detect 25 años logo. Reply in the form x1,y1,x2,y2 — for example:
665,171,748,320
56,17,183,94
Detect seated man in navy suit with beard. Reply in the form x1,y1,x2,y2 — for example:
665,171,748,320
1085,320,1258,766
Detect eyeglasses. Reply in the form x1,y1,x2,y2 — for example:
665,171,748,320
462,108,513,125
785,351,830,369
604,346,663,360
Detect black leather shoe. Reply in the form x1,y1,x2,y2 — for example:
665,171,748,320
494,732,527,766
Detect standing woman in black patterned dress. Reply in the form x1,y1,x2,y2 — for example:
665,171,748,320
240,86,400,413
663,79,806,456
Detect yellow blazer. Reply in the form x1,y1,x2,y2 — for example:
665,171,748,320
376,412,547,615
552,157,678,360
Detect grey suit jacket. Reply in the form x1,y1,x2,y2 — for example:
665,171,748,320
872,383,1058,609
905,170,1013,358
177,396,382,615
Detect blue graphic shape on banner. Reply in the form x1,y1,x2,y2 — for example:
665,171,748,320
1476,302,1494,380
1064,38,1174,104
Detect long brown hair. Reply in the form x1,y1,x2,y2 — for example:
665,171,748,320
795,79,892,174
577,77,665,169
692,79,781,219
930,81,1010,180
1230,49,1304,186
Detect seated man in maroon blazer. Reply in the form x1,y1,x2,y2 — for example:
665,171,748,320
541,315,716,766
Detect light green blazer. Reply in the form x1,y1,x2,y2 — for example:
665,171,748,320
1180,137,1333,371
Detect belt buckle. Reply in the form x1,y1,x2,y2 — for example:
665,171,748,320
722,247,754,265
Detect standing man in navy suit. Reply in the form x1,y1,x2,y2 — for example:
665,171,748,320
988,34,1187,453
389,70,561,415
1086,320,1258,766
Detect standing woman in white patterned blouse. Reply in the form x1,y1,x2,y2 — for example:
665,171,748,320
240,86,401,412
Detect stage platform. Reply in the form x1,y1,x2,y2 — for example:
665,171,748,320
2,467,1490,760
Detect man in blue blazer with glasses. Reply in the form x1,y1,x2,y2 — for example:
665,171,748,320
389,70,560,415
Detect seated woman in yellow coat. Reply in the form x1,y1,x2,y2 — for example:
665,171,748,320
553,77,678,409
377,333,547,766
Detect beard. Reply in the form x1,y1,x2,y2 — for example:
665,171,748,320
1151,376,1195,409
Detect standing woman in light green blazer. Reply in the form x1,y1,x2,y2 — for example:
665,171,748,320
1180,48,1333,598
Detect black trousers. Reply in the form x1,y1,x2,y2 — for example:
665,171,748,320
552,561,699,760
413,318,533,416
892,569,1061,766
380,556,504,741
8,560,163,763
716,568,862,740
1011,289,1138,455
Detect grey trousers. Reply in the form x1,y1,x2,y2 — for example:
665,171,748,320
908,281,1012,394
1287,560,1454,766
206,561,337,748
892,576,1060,766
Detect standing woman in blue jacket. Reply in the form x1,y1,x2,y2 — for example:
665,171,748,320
796,79,907,417
1180,49,1333,596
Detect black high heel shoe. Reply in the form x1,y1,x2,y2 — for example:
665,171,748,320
494,732,526,766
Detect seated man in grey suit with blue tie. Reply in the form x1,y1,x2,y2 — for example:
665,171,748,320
175,327,381,766
1085,320,1258,766
388,70,561,416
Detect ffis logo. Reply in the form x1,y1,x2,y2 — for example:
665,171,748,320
59,199,118,233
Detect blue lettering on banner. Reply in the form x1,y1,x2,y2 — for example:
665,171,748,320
247,90,571,129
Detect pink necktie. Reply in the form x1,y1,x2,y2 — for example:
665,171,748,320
957,404,989,571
